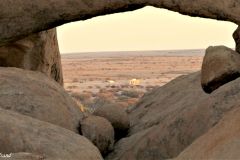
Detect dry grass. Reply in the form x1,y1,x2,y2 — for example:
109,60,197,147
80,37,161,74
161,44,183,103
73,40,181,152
63,53,203,110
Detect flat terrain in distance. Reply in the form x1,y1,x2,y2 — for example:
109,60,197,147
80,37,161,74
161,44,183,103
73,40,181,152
61,50,204,109
62,50,204,92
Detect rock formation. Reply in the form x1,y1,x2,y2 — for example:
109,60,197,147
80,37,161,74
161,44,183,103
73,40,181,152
93,104,130,140
201,46,240,93
173,107,240,160
106,72,240,160
0,108,103,160
0,28,63,85
233,26,240,53
80,115,115,156
0,67,82,133
1,0,240,45
1,1,240,159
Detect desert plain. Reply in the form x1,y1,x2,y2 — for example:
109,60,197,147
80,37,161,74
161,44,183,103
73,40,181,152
61,49,204,110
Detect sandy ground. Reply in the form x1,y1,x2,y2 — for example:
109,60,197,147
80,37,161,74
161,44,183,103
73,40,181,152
61,50,204,108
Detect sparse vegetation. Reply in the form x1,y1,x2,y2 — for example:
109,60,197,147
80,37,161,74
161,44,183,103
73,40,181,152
121,90,143,98
72,78,79,83
63,54,203,113
70,87,145,112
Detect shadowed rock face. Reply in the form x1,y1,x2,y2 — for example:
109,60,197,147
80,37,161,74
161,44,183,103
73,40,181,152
0,28,63,85
233,26,240,53
93,104,130,140
106,72,240,160
80,115,115,156
1,0,240,45
173,107,240,160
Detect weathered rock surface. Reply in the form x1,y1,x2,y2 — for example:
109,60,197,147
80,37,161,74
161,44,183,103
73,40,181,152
201,46,240,93
0,28,63,85
94,104,130,140
1,0,240,45
80,115,114,156
233,26,240,53
0,108,102,160
0,67,82,133
173,106,240,160
106,72,240,160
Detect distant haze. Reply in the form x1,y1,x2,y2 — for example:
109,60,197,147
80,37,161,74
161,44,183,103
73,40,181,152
57,6,237,54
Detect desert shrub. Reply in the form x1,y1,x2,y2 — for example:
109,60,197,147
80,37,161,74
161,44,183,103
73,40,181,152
70,92,92,104
116,101,129,108
89,97,114,110
95,85,101,89
67,85,78,89
127,98,139,106
97,91,115,100
136,85,145,89
120,84,129,88
145,85,155,91
117,95,129,101
121,90,143,98
116,97,139,108
99,88,108,93
73,98,94,114
72,78,79,83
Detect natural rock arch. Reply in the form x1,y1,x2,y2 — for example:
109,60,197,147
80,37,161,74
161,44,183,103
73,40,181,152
0,0,239,85
0,1,240,160
1,0,240,45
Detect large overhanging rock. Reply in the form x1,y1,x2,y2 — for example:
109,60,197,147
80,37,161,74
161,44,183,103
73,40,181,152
0,28,63,85
1,0,240,45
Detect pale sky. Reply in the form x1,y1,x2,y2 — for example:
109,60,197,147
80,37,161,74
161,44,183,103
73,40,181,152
57,6,237,54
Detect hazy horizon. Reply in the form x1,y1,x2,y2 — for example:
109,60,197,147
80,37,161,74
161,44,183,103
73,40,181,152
60,48,205,54
57,6,237,54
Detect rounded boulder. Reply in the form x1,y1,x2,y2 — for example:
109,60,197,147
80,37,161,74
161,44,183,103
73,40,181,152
0,108,102,160
93,104,130,140
80,115,114,156
201,46,240,93
0,67,83,133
